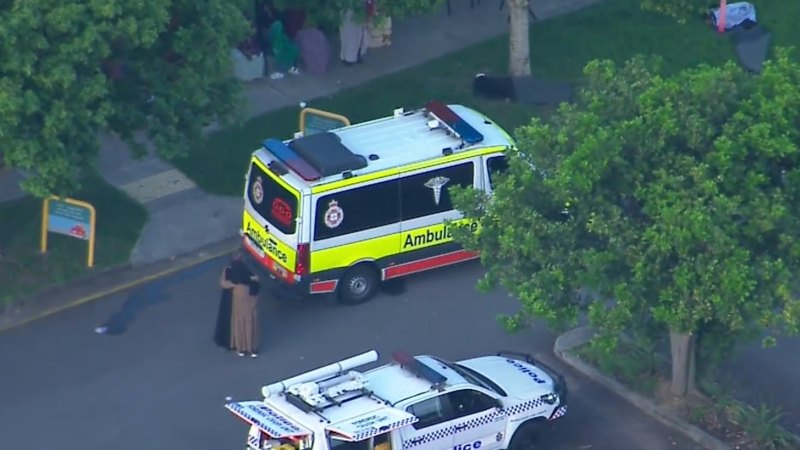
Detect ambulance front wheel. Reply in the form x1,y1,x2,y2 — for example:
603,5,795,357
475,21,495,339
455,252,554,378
338,264,379,305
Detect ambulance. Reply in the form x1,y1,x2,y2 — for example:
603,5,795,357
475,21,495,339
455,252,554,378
240,101,512,304
225,349,568,450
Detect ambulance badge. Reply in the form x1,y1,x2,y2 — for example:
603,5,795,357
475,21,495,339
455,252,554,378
324,200,344,228
252,176,264,205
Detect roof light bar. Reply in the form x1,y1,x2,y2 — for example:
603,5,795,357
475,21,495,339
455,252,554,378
392,351,447,386
425,101,484,145
263,138,322,181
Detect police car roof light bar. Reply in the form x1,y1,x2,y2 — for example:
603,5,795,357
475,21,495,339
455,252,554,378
424,101,484,145
392,351,447,387
263,138,322,181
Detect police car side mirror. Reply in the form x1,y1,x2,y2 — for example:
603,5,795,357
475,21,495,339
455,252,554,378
492,398,503,410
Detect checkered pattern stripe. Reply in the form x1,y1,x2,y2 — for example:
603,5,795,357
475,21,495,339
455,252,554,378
228,402,305,437
246,432,260,449
351,416,419,441
402,411,503,449
402,426,453,449
503,397,546,416
549,405,567,420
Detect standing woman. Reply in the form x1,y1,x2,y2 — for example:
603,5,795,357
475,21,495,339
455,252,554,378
214,262,236,349
231,262,261,358
339,0,375,65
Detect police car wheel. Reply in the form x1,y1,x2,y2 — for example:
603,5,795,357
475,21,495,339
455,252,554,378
338,265,379,305
508,419,544,450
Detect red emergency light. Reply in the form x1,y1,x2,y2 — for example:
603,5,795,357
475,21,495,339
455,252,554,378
425,101,485,145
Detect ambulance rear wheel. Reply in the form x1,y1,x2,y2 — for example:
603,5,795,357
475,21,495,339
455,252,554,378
338,264,379,305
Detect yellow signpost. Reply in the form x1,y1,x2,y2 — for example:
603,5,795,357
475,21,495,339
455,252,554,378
298,107,351,137
41,196,97,268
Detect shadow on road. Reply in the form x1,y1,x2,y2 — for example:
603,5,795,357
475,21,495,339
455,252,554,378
95,261,213,335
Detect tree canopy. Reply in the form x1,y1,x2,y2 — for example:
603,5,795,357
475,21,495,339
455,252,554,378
640,0,715,22
0,0,251,197
452,49,800,395
272,0,444,28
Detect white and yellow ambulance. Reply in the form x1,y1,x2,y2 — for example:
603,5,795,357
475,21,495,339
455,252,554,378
239,101,512,304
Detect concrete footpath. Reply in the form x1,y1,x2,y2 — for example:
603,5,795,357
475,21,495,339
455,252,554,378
0,0,602,266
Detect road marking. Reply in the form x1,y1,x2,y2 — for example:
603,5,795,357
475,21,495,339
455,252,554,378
0,244,237,334
120,169,196,203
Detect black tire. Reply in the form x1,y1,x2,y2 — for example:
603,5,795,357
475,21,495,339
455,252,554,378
338,264,379,305
508,419,545,450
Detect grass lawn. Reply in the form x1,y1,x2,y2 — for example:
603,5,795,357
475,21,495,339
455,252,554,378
173,0,800,196
0,173,148,307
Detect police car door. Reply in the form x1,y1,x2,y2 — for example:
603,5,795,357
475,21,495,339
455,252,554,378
444,388,507,450
400,393,456,450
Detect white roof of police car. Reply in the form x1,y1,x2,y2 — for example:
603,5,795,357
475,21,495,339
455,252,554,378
362,355,473,406
263,355,474,426
256,104,511,188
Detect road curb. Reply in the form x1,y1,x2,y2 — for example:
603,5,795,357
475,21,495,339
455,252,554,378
0,237,241,334
553,327,732,450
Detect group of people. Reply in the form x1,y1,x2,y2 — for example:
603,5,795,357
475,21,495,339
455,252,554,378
234,0,388,81
214,252,261,357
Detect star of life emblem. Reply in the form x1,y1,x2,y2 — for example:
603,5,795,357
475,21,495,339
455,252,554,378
424,176,450,205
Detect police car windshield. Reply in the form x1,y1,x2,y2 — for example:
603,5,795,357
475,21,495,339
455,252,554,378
432,357,507,397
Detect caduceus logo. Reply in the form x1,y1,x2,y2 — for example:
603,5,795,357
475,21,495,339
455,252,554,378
424,176,450,205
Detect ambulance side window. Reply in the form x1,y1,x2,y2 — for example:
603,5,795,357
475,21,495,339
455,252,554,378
486,155,508,190
400,162,474,221
314,178,400,240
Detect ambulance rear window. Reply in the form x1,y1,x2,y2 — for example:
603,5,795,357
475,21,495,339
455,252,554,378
247,162,298,235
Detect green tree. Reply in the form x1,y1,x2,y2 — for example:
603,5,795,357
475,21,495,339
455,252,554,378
452,50,800,397
640,0,714,22
272,0,444,30
0,0,251,197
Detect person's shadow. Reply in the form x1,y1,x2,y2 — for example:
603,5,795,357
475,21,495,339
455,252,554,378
96,262,212,336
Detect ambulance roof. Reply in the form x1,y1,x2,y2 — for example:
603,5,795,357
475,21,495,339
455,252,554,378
255,102,511,188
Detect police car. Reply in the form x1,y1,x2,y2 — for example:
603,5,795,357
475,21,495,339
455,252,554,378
225,349,568,450
239,101,512,304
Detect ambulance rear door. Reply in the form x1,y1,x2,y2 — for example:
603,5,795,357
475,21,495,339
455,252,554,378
243,150,306,281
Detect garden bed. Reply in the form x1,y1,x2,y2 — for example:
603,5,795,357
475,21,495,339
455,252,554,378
573,340,800,450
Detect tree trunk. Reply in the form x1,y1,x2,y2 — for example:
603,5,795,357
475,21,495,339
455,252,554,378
508,0,531,76
669,329,696,397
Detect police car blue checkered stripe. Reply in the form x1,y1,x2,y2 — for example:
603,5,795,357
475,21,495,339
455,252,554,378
402,426,454,449
227,402,304,436
351,416,419,441
504,397,546,416
402,411,502,449
247,433,260,449
550,405,567,420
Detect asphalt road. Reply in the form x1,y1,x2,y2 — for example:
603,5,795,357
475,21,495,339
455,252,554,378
0,257,704,450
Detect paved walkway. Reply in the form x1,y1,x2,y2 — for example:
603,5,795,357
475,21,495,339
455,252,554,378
0,0,601,265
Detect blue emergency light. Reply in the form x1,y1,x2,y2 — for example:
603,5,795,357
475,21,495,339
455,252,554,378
425,101,484,145
263,138,322,181
392,351,447,387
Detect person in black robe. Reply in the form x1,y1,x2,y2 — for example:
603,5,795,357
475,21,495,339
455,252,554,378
214,253,251,349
